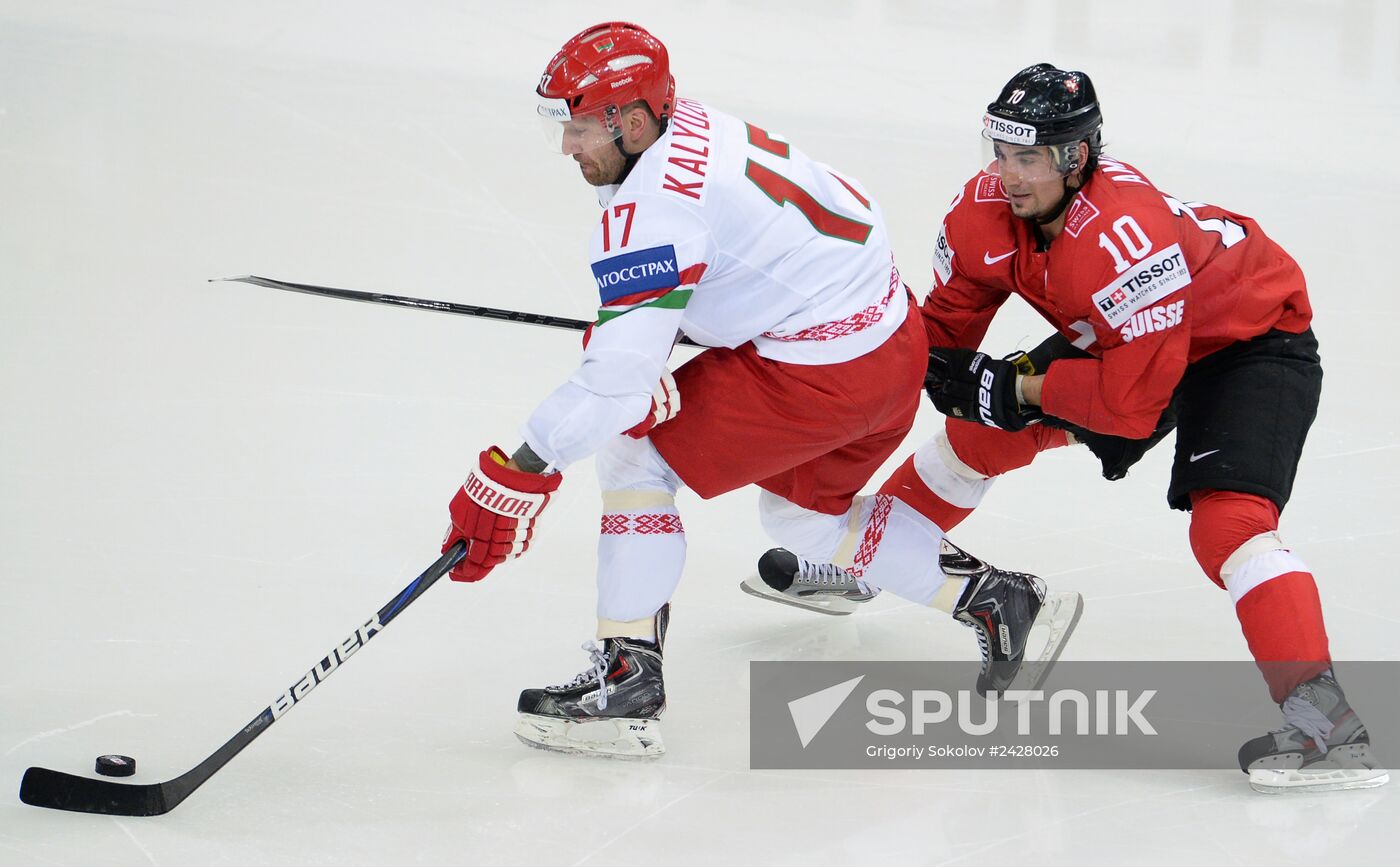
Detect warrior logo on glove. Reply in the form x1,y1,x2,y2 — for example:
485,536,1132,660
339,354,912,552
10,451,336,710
443,447,562,582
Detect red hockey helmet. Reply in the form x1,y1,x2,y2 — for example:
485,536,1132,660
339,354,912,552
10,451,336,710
536,22,675,154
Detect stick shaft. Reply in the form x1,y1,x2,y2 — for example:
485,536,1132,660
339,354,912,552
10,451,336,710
19,543,466,816
214,275,702,347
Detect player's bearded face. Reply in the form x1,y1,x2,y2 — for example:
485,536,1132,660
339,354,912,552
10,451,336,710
988,143,1068,220
552,115,627,186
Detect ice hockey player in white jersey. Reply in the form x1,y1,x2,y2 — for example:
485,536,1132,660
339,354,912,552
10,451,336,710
440,22,1062,756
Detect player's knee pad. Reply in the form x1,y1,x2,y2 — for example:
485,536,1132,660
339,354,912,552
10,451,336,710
595,432,684,493
1188,489,1284,590
943,418,1068,479
758,489,857,563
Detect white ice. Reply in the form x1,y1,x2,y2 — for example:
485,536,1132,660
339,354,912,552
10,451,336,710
2,1,1397,865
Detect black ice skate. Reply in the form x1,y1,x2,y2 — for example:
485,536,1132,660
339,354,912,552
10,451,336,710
946,540,1083,696
1238,670,1389,793
739,548,879,615
514,604,668,757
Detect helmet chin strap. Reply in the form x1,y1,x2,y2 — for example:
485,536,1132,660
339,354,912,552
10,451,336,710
612,115,669,186
1032,175,1081,226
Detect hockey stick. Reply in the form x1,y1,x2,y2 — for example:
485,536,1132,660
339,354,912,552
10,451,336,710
212,275,703,347
18,542,467,816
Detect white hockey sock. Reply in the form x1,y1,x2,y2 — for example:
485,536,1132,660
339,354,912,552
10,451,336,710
757,489,959,605
846,495,953,607
593,435,687,631
596,490,686,626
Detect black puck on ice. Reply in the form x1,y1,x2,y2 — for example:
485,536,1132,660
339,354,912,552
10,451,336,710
95,755,136,777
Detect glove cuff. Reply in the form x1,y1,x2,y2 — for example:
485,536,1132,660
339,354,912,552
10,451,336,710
461,446,563,519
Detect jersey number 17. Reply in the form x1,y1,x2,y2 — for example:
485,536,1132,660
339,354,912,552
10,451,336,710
743,123,872,245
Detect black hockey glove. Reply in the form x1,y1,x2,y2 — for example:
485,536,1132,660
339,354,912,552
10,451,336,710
1043,400,1179,481
925,347,1042,432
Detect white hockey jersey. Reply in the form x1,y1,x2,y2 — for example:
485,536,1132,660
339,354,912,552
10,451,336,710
523,98,905,470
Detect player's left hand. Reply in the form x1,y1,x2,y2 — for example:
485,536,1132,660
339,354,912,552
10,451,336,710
443,446,563,582
925,347,1042,432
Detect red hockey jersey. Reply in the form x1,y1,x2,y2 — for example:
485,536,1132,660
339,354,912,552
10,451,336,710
922,158,1312,438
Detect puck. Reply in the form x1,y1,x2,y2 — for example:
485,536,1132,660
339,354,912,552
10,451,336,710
95,755,136,777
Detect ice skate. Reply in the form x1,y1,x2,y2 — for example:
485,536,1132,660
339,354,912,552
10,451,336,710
739,548,879,615
946,540,1083,696
515,605,669,758
1238,670,1389,793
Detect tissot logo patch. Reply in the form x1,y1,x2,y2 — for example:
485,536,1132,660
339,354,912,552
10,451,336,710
983,114,1037,145
932,225,954,285
1091,243,1191,328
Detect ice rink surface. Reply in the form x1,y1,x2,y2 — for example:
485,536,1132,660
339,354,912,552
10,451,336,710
3,1,1398,864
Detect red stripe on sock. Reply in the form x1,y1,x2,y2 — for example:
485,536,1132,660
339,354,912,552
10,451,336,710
876,455,971,531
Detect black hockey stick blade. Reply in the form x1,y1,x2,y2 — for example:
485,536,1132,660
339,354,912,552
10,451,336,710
211,274,702,347
19,542,466,816
20,767,171,817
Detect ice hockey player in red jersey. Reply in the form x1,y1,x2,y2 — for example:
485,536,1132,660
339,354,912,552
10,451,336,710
763,63,1385,793
438,23,1069,758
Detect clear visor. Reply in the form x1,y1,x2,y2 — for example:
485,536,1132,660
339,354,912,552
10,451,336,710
537,96,621,156
981,135,1072,185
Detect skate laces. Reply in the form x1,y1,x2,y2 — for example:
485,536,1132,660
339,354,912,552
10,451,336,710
1281,692,1335,754
798,560,850,586
556,641,613,710
799,560,878,594
963,618,992,665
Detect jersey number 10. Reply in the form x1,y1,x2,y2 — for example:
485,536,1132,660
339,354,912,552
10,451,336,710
1097,197,1247,273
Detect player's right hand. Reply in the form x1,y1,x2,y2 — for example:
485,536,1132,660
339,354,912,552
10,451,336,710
924,347,1042,432
443,446,563,582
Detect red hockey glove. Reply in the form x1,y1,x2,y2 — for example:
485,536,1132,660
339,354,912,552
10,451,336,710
623,370,681,439
443,446,562,582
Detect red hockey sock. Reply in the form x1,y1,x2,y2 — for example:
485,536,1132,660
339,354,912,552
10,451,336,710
944,419,1069,478
877,423,1071,533
877,455,974,531
1189,490,1330,703
1234,571,1331,703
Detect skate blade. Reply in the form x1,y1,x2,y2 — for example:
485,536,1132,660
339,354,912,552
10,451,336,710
513,713,665,759
1248,744,1390,793
1249,767,1390,794
738,573,867,616
1003,591,1084,692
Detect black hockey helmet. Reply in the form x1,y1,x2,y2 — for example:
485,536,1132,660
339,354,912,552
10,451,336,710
983,63,1102,176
